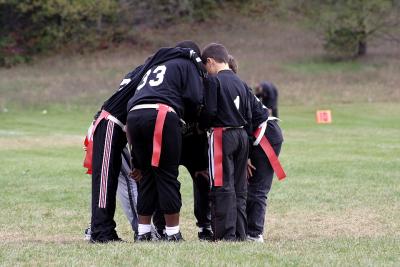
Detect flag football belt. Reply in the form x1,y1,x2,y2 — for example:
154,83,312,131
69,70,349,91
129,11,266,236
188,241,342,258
211,126,244,187
253,117,286,180
130,104,177,167
83,110,125,174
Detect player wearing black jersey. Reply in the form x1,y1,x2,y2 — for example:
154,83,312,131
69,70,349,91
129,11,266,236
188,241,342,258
126,41,205,242
83,44,203,243
245,82,284,242
201,43,252,241
255,81,279,117
228,55,285,242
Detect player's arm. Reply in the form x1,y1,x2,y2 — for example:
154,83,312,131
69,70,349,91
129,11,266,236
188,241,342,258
198,75,219,129
182,62,205,120
118,64,144,90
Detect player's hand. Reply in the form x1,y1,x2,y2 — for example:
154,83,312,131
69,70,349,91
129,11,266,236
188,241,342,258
130,168,142,182
247,159,256,179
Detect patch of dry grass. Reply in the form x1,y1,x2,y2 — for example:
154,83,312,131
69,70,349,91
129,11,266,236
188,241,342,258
0,135,83,150
267,207,399,241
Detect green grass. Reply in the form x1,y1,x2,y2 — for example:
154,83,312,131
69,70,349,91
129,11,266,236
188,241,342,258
0,103,399,266
283,59,367,74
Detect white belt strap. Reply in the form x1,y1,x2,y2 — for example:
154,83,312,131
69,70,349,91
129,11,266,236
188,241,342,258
130,104,186,125
130,104,176,113
106,114,125,132
87,122,94,139
223,126,244,130
253,117,281,146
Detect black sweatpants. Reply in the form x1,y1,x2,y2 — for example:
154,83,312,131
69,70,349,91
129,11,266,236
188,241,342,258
247,140,282,237
209,128,249,241
126,109,182,216
91,119,126,241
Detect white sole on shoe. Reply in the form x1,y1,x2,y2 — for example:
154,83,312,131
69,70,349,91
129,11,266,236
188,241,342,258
247,234,264,243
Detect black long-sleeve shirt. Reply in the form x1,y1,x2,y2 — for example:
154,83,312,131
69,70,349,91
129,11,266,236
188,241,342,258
99,47,204,124
258,81,279,117
202,70,252,129
126,57,204,120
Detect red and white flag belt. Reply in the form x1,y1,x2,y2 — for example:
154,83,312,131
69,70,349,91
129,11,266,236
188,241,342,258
87,110,125,141
130,104,176,167
83,109,125,174
253,118,286,180
253,117,280,146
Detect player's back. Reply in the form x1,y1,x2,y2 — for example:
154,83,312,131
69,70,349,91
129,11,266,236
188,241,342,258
127,57,203,119
212,70,251,128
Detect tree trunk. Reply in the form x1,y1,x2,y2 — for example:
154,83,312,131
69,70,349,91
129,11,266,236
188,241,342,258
357,38,367,56
357,12,367,57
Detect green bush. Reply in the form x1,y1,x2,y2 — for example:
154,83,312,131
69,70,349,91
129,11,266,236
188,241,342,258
285,0,399,59
0,0,117,67
0,0,276,66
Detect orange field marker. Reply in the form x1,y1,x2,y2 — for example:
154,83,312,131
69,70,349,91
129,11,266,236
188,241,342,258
316,110,332,124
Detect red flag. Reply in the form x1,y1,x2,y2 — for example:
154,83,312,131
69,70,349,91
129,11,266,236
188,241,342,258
151,104,169,167
213,128,224,186
254,127,286,180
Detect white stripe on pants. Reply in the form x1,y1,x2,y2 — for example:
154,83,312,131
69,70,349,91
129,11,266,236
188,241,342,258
98,120,115,208
208,131,215,188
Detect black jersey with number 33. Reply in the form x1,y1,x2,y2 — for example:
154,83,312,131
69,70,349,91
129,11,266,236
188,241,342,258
99,47,203,125
127,57,204,120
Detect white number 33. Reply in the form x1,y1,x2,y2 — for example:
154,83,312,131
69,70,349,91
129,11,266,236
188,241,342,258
137,65,167,90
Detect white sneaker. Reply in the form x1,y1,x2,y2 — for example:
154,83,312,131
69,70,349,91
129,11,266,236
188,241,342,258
84,227,91,241
247,234,264,243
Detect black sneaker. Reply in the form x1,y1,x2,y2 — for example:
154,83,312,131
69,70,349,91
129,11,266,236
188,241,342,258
89,236,124,244
134,232,152,242
198,228,213,241
166,232,184,242
152,229,167,241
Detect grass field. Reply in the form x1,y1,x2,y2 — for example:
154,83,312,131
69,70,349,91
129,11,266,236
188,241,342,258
0,102,399,266
1,15,400,266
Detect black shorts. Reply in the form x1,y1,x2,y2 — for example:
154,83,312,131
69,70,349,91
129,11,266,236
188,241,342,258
126,109,182,215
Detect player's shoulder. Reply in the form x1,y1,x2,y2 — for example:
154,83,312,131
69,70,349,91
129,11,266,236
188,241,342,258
241,80,252,92
125,64,143,78
162,57,195,74
217,70,241,83
164,56,192,66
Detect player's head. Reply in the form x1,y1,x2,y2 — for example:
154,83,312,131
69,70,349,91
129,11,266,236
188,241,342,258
228,54,238,74
255,81,274,98
255,83,263,97
176,40,201,57
201,43,229,74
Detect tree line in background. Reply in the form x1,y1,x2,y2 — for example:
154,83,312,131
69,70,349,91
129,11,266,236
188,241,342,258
0,0,399,67
288,0,400,58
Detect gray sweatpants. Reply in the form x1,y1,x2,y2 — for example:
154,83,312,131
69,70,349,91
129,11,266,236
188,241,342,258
117,147,139,232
